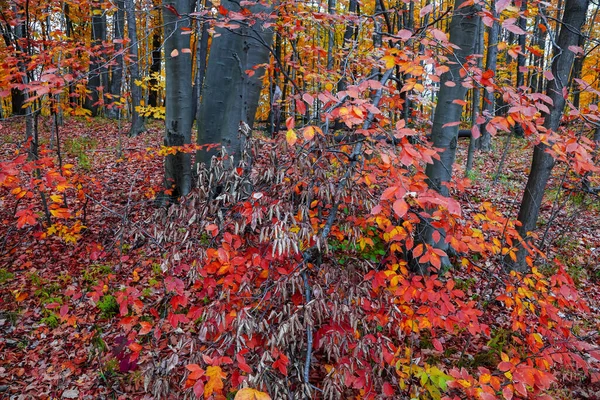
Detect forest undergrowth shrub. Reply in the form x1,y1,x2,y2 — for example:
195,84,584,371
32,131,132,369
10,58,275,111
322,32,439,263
123,133,600,399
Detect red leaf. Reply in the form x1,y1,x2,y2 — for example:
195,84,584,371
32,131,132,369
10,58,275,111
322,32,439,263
498,361,513,372
382,382,395,396
393,199,409,218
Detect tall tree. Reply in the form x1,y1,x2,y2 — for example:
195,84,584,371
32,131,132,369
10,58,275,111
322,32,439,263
508,0,590,271
107,0,125,119
478,2,500,151
195,0,274,166
513,0,527,138
414,0,480,273
125,0,145,136
85,0,108,116
163,0,195,198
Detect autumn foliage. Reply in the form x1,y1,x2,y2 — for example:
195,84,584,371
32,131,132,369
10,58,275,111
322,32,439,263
1,0,600,398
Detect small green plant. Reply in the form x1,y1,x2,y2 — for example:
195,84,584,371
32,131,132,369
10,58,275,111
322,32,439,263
99,358,120,382
64,136,98,171
41,313,60,328
97,295,119,318
0,268,14,285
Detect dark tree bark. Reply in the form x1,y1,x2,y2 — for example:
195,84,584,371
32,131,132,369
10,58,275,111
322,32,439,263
414,0,480,273
513,0,527,138
478,1,500,151
85,0,108,116
336,0,357,93
107,0,125,119
193,0,210,123
196,0,274,166
465,16,483,173
148,31,162,108
88,2,107,111
163,0,195,197
125,0,146,136
508,0,590,271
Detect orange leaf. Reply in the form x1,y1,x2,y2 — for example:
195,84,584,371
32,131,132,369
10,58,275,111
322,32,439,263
303,126,316,141
170,49,179,58
205,365,225,397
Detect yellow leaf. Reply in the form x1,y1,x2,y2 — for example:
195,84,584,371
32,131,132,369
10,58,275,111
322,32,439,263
303,126,315,141
382,55,396,69
235,388,271,400
325,83,333,91
204,366,225,398
286,129,297,146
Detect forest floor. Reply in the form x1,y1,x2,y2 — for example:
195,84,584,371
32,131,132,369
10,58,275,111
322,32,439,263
0,117,599,399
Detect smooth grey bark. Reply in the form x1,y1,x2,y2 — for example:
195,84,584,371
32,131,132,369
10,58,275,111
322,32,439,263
163,0,195,197
478,2,499,151
508,0,590,271
196,0,274,166
414,0,480,273
125,0,146,136
85,1,108,116
107,0,124,119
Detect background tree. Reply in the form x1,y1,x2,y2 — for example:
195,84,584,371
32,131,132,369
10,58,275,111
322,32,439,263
85,0,108,116
125,0,145,136
508,0,591,271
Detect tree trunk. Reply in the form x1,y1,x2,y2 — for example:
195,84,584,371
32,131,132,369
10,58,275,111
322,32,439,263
85,0,108,116
508,0,590,271
195,0,274,166
193,0,210,124
478,1,499,151
513,0,527,138
465,17,483,174
163,0,195,198
125,0,146,136
148,31,162,107
107,0,125,119
414,0,480,273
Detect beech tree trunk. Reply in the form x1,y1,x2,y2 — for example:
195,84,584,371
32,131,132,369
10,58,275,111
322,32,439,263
415,0,480,273
508,0,590,271
163,0,195,198
125,0,145,136
195,0,274,166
